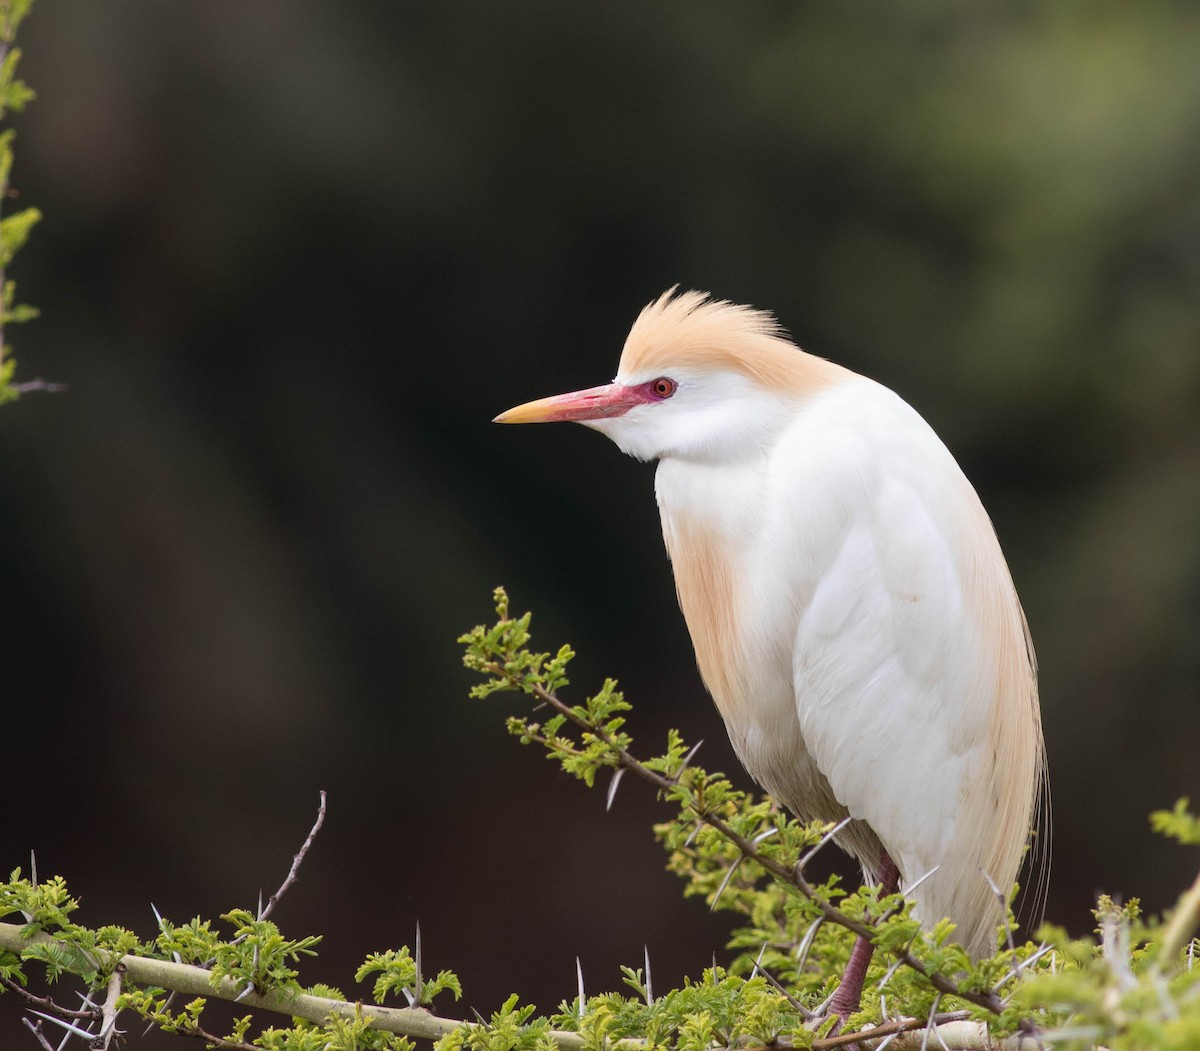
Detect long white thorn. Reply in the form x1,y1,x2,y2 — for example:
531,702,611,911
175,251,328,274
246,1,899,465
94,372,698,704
576,957,585,1019
903,863,942,897
21,851,37,924
643,945,653,1005
27,1012,96,1041
710,856,744,911
606,768,626,812
415,921,424,1006
794,917,824,974
750,942,767,979
797,816,852,873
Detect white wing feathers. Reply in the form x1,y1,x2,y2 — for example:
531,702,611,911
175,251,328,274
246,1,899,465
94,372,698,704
771,379,1040,956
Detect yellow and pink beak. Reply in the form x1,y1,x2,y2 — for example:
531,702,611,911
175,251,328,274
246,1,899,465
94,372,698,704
494,381,657,424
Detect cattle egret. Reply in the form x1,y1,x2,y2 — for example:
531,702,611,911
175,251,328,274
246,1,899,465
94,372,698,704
495,289,1048,1020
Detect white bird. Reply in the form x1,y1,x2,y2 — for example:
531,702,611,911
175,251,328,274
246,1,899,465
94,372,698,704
495,289,1048,1019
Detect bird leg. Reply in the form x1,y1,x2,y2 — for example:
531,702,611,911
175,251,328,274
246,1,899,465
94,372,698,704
827,853,901,1028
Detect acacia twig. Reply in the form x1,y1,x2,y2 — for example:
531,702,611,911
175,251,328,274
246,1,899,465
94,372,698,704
510,671,1010,1018
0,977,99,1021
259,790,327,924
95,964,124,1050
19,1017,56,1051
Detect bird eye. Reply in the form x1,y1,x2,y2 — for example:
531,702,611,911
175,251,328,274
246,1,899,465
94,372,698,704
652,377,677,399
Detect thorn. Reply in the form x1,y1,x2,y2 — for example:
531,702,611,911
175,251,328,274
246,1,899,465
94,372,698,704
235,982,255,1003
257,889,264,921
876,954,906,993
903,863,942,897
643,945,653,1005
27,1012,96,1041
811,989,837,1019
681,739,704,769
750,942,767,979
794,917,824,974
606,767,626,812
11,379,67,395
994,942,1052,996
754,958,813,1020
684,818,705,849
921,993,947,1051
470,1007,487,1025
22,851,37,923
415,921,423,1006
576,957,585,1018
797,816,852,872
710,855,744,911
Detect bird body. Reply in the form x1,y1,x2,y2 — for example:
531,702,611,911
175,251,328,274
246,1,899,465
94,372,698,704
496,290,1046,960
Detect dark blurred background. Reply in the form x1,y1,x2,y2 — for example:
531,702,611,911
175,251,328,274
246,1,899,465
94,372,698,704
2,1,1198,1043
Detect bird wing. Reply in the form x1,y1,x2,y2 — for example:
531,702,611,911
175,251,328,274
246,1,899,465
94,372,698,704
769,379,1041,955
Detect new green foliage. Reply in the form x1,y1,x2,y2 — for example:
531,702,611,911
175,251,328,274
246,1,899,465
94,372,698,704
0,591,1196,1049
0,0,39,404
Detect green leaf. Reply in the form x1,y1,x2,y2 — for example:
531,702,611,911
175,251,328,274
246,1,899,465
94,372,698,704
1152,799,1200,847
0,205,41,266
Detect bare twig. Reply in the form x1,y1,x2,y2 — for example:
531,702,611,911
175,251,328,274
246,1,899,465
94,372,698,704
10,380,67,395
259,791,327,924
0,977,99,1021
177,1023,258,1051
20,1017,57,1051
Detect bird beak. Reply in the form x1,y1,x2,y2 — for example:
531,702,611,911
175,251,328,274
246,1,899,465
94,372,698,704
493,383,645,424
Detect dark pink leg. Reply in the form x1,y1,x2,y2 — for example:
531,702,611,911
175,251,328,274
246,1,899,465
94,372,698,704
828,854,901,1026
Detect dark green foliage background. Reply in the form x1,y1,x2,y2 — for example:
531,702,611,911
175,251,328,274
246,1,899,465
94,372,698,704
1,0,1197,1042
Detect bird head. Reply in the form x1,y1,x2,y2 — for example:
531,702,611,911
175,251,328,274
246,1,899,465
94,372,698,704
494,289,840,464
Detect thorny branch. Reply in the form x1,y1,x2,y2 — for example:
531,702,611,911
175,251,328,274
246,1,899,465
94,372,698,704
96,965,124,1050
0,914,1030,1051
502,668,1011,1021
5,795,332,1051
